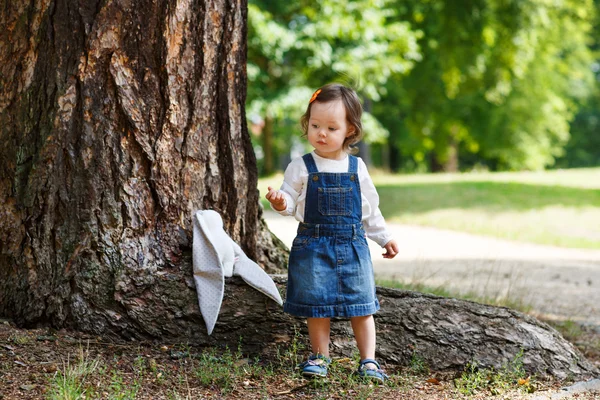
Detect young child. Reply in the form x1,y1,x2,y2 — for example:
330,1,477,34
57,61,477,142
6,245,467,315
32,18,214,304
265,83,399,382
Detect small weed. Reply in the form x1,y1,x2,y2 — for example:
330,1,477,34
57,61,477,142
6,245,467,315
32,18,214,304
9,332,32,345
408,351,430,375
47,346,101,400
454,349,534,395
107,370,141,399
552,319,585,341
275,326,306,371
194,346,239,393
355,384,376,400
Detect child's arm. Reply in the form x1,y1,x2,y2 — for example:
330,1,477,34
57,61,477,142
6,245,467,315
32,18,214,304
265,186,287,211
264,157,306,215
357,158,398,258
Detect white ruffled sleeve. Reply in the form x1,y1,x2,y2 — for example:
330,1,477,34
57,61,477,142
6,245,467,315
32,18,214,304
358,158,394,247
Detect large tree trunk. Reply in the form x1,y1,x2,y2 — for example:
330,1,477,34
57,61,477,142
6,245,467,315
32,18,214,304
210,277,598,380
0,0,286,336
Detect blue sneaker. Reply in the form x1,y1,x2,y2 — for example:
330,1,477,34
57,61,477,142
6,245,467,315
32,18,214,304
357,359,388,383
299,354,331,378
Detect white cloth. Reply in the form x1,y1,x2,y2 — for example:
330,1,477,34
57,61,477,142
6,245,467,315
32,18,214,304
272,152,393,247
192,210,283,335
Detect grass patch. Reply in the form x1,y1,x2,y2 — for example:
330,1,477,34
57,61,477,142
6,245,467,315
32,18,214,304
454,350,535,396
259,167,600,248
48,346,101,400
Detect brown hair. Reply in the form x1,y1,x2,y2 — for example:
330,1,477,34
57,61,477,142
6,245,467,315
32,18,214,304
300,83,363,154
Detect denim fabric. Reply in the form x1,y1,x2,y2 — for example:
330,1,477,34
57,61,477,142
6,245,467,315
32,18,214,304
284,154,379,318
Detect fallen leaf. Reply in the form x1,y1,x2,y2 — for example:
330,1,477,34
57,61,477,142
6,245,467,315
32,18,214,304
426,377,441,385
43,364,58,373
518,377,530,385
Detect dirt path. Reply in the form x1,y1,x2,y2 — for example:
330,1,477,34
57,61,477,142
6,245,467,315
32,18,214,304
263,211,600,329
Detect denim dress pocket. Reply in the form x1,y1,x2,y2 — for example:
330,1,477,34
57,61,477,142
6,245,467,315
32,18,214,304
318,186,352,216
291,236,310,251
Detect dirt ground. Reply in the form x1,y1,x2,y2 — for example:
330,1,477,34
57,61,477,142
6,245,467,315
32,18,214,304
0,321,599,400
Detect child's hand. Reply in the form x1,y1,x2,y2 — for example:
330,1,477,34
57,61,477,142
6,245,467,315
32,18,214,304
382,239,399,259
265,186,287,212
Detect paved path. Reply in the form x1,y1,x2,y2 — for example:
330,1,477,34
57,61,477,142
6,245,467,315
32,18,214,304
263,211,600,328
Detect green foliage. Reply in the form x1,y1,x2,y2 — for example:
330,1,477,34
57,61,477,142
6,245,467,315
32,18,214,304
558,0,600,168
377,0,596,171
247,0,419,173
247,0,599,172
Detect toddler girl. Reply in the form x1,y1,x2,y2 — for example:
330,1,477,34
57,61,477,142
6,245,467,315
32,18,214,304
265,83,399,382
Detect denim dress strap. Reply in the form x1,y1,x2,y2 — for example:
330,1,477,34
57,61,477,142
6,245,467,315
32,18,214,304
302,153,319,174
302,153,358,174
348,155,358,174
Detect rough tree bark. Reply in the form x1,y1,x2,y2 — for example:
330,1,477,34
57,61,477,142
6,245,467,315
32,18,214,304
209,277,597,380
0,0,285,337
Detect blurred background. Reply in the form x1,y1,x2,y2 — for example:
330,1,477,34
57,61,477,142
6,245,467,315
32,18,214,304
246,0,599,175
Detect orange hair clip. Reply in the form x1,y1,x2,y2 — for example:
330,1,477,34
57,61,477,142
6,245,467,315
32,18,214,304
309,89,321,104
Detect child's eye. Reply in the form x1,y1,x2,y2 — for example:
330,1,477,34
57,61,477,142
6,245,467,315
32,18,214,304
328,127,337,131
312,124,318,128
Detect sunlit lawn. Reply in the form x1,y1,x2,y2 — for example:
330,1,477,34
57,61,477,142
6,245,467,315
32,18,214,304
258,167,600,249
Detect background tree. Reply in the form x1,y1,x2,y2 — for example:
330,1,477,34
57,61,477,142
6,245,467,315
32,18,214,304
556,0,600,168
246,0,420,173
374,0,596,172
0,0,285,337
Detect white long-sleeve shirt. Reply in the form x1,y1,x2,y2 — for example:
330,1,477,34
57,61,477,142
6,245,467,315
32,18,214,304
272,152,393,247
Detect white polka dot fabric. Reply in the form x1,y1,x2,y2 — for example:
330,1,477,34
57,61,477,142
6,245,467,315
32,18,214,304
192,210,283,335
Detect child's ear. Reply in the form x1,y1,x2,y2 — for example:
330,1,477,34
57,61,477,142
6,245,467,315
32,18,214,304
346,126,356,137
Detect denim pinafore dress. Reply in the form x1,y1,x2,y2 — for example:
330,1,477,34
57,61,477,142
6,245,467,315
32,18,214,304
284,153,380,318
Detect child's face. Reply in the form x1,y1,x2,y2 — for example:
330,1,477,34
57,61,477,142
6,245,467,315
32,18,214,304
307,99,354,160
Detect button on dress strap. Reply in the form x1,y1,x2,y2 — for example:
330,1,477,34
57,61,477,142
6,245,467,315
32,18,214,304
302,153,319,174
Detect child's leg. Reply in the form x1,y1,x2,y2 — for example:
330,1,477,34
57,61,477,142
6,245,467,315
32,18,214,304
350,315,376,363
307,317,331,357
351,315,388,382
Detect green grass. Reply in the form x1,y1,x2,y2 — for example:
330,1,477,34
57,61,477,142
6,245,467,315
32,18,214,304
48,347,101,400
454,349,534,396
259,167,600,249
